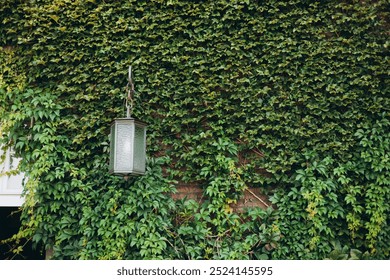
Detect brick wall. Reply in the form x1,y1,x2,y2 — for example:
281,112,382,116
172,182,271,212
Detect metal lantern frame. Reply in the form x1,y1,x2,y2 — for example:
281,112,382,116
109,66,147,177
109,118,147,176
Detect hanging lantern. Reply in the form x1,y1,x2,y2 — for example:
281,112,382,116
109,118,146,176
109,66,147,177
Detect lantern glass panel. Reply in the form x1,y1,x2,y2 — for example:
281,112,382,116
133,124,146,173
109,124,116,172
116,123,134,172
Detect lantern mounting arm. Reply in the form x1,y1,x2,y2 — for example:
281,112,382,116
125,66,135,118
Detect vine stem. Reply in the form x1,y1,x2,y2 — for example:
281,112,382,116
245,188,271,208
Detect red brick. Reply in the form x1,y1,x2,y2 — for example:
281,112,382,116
172,182,271,211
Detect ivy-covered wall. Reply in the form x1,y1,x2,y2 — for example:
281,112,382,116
0,0,388,259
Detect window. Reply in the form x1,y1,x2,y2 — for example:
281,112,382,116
0,148,25,207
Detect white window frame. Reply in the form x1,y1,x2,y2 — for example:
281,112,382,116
0,148,25,206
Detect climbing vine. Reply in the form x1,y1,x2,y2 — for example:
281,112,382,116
0,0,388,259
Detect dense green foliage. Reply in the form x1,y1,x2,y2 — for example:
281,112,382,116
1,0,388,259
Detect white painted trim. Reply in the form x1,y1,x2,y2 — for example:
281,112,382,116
0,194,24,207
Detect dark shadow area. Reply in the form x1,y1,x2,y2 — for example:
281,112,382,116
0,207,45,260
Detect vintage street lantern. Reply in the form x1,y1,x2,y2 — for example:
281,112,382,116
109,66,147,177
